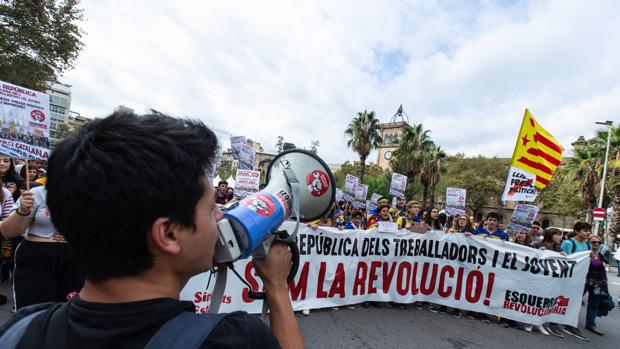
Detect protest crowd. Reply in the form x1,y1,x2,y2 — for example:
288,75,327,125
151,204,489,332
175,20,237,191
213,190,617,341
0,105,615,348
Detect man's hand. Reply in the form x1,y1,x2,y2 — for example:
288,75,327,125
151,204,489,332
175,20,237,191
18,190,35,214
254,242,305,349
253,242,292,292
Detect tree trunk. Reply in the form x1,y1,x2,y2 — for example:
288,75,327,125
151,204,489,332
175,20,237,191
422,184,429,208
359,155,367,182
429,185,436,209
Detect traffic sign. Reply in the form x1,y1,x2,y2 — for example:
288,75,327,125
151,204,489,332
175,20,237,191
593,208,606,221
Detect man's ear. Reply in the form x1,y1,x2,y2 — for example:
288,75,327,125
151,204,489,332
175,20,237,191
150,217,182,255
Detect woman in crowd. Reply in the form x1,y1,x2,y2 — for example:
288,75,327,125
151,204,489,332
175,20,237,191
448,214,475,234
0,184,15,305
423,207,442,231
366,205,392,229
0,187,84,310
0,157,23,201
528,228,566,337
512,230,532,247
19,165,38,184
584,234,609,336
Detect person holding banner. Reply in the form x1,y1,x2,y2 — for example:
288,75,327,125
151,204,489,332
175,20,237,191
584,235,609,336
367,204,392,229
343,211,365,230
447,214,475,234
474,212,509,241
422,207,442,231
396,200,421,230
0,185,15,305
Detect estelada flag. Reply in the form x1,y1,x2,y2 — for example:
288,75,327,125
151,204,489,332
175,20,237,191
510,109,564,189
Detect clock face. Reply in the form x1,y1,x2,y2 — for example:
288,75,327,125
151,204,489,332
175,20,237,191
384,151,392,160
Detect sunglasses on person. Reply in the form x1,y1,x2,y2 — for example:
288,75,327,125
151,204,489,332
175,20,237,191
590,241,602,245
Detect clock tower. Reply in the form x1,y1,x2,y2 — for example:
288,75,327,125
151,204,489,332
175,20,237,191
376,105,410,170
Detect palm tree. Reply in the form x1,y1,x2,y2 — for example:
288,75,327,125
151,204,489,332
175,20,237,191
344,110,382,181
420,144,447,208
566,145,602,223
594,126,620,241
390,124,433,198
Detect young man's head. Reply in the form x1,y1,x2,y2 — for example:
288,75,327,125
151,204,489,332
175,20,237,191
528,221,542,241
351,210,363,227
485,212,500,231
396,197,405,208
47,111,220,282
217,180,228,195
573,221,591,241
378,204,390,220
376,197,389,206
407,200,420,216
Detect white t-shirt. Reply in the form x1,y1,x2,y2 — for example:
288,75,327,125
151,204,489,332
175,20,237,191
12,186,56,238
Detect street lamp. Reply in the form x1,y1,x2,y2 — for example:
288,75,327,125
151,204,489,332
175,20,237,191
594,120,613,239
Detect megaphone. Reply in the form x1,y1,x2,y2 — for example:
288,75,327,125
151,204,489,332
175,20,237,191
214,149,335,264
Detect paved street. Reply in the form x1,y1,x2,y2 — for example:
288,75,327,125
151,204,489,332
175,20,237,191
1,272,619,348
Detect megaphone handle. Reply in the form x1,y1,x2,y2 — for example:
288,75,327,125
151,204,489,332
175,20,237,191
247,237,300,300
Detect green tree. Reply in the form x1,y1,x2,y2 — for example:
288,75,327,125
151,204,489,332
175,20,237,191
390,123,433,198
536,168,584,218
344,110,382,182
566,145,603,224
0,0,85,91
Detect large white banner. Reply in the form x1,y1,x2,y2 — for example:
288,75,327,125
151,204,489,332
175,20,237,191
182,222,589,326
0,81,51,160
234,169,261,199
389,173,407,198
445,187,466,215
502,166,537,202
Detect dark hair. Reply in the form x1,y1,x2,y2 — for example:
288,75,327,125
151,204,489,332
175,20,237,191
424,207,442,230
218,180,228,186
573,221,591,233
19,164,38,181
532,221,540,226
351,210,363,219
542,228,563,252
377,204,390,213
486,212,500,221
47,111,219,281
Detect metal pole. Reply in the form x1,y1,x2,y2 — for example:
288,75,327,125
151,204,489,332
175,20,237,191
594,124,612,238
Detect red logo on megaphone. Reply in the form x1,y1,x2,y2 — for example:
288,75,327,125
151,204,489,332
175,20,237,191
306,170,329,197
243,194,275,217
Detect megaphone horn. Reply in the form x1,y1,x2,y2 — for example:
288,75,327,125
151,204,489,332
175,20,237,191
214,148,335,262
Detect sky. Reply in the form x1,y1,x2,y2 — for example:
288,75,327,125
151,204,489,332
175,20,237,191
64,0,620,164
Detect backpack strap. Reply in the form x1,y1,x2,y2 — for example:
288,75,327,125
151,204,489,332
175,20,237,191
144,311,229,349
0,310,46,348
569,239,577,254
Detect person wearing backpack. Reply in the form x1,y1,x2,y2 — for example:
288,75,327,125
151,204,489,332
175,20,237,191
557,221,593,341
0,111,304,349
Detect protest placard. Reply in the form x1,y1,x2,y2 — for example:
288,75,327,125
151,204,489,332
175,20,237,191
234,169,261,199
502,166,537,202
182,222,589,327
237,143,256,170
389,173,407,199
354,183,368,209
445,188,467,215
230,136,246,161
508,204,540,233
0,80,51,160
